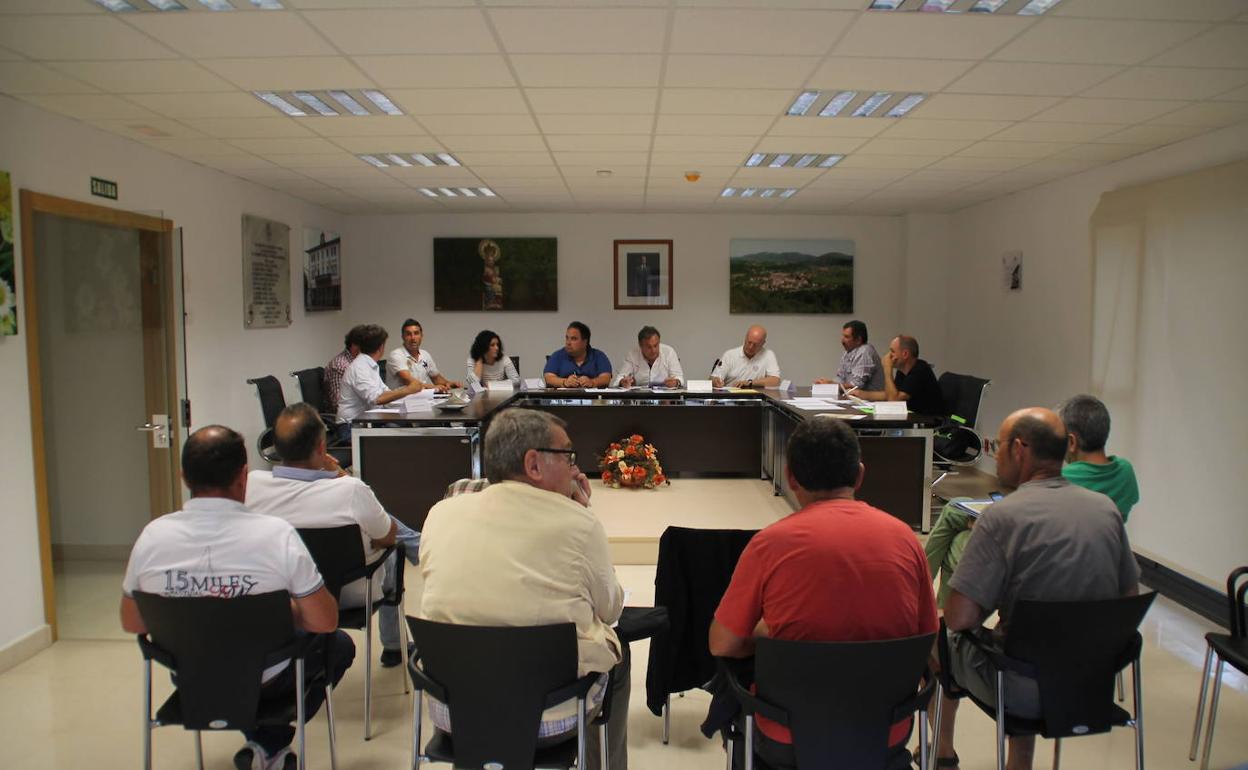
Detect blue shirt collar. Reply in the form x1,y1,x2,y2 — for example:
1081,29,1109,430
273,465,339,482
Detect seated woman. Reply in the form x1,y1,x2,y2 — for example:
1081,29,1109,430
465,329,520,390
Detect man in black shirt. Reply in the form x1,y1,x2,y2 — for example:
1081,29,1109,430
853,335,945,415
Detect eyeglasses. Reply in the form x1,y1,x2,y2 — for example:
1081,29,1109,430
535,448,577,466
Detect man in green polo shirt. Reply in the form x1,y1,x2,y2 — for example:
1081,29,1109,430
1057,394,1140,520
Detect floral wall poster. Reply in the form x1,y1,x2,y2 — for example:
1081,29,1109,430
0,169,16,336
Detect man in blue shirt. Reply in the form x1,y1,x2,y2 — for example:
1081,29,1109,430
544,321,613,388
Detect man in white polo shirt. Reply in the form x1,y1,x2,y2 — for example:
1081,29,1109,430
710,324,781,389
386,318,463,392
616,325,684,388
335,323,425,443
120,425,354,770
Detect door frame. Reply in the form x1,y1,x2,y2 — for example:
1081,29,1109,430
20,190,180,639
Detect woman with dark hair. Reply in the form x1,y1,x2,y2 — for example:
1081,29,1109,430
466,329,520,389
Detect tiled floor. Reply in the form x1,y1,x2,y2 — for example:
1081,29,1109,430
11,479,1246,769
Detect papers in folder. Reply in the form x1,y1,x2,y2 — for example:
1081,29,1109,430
952,499,997,518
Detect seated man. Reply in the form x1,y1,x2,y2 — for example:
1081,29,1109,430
247,402,418,668
1057,394,1140,520
418,409,627,770
710,418,937,770
544,321,613,389
386,318,463,393
710,324,781,388
851,335,945,415
324,324,366,413
616,325,684,388
816,320,883,394
936,408,1140,770
335,323,424,442
120,426,354,770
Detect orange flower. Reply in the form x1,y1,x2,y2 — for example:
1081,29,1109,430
601,471,613,482
630,434,643,445
654,474,667,485
625,445,637,457
609,443,621,451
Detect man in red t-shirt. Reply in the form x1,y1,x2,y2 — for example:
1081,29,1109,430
710,417,937,769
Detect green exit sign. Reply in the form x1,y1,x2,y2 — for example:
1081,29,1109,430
90,177,118,200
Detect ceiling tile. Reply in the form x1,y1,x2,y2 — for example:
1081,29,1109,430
808,57,975,93
328,137,446,153
420,114,538,134
50,60,234,93
650,150,752,166
1148,101,1248,126
91,118,205,140
991,18,1209,65
836,155,936,170
302,115,428,137
903,168,998,184
526,88,656,114
127,13,334,59
944,62,1122,97
470,165,562,178
0,61,96,94
657,88,791,115
1029,97,1190,123
664,55,819,89
768,116,892,138
1149,23,1248,68
1051,143,1155,161
127,92,277,119
832,14,1034,60
256,152,365,168
545,134,651,151
917,94,1060,121
0,0,108,12
1052,0,1246,21
1016,157,1104,174
652,135,759,152
230,137,346,154
553,150,648,165
184,116,315,139
189,155,281,171
538,114,654,134
0,47,21,61
729,168,823,185
200,57,375,91
145,138,249,157
877,119,1012,141
1217,83,1248,101
353,55,516,88
752,136,867,154
1092,123,1207,144
856,137,974,156
928,155,1031,171
22,93,157,120
655,115,774,135
1082,66,1248,100
670,9,852,55
437,135,547,151
0,16,177,61
955,140,1073,158
454,151,553,165
511,55,662,87
303,9,497,54
490,8,666,53
388,88,529,115
987,121,1126,142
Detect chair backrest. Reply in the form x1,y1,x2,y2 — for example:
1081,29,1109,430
291,367,328,413
1005,592,1156,737
510,355,521,377
936,372,990,428
295,524,366,602
755,633,936,770
408,618,579,770
247,375,287,429
1226,566,1248,638
134,591,294,731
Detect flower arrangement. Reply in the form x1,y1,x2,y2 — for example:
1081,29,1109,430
599,433,669,490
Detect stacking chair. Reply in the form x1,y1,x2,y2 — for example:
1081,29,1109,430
405,618,611,770
932,372,991,487
931,593,1156,770
718,632,937,770
133,590,336,770
246,375,286,463
1189,566,1248,770
289,366,352,469
296,524,408,741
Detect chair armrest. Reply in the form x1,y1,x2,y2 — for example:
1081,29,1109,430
544,672,600,709
1114,632,1143,671
959,626,1038,678
137,634,177,669
890,667,937,722
406,653,448,702
714,657,790,726
341,545,397,585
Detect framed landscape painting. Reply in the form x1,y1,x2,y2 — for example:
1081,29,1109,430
729,238,854,314
434,237,557,311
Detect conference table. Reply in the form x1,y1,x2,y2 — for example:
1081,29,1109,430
350,386,942,533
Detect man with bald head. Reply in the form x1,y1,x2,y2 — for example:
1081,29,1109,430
847,334,944,415
932,407,1140,770
711,324,781,388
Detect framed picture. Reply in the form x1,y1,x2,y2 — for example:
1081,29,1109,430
614,239,673,310
303,228,341,312
434,237,557,311
729,238,854,314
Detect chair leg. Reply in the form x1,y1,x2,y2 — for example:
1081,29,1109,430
325,683,339,770
143,660,153,770
600,721,609,770
1199,657,1225,770
919,706,929,770
1132,659,1144,770
1116,670,1126,702
400,610,411,695
194,731,204,770
1051,737,1060,770
1189,644,1214,761
364,583,374,741
929,683,944,770
662,694,670,745
296,658,307,770
411,688,423,770
996,671,1007,770
577,697,588,770
725,736,734,770
744,715,755,770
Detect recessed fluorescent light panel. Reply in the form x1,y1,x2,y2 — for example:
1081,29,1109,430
385,154,412,168
871,0,1061,14
721,188,737,197
794,154,819,169
458,188,477,197
359,155,387,168
768,154,792,168
745,153,766,168
248,0,284,7
868,0,904,8
760,189,777,198
196,0,234,9
969,0,1009,10
146,0,186,10
852,92,892,118
818,155,845,168
793,91,927,119
415,187,499,199
780,189,798,198
886,94,926,118
438,188,457,197
254,89,404,118
355,152,462,168
435,153,460,167
1018,0,1062,14
787,91,820,117
479,188,496,197
419,188,438,197
740,153,848,169
93,0,138,10
819,91,857,117
919,0,955,10
740,188,757,198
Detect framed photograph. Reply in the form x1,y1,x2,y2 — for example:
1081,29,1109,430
434,237,557,311
729,238,853,314
614,239,673,310
303,228,341,312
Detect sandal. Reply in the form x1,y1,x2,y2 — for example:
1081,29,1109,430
912,746,960,768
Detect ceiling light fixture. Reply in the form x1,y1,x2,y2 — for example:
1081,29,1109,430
769,154,792,168
435,152,460,167
328,90,369,117
868,0,904,9
385,154,412,167
363,89,403,116
721,188,737,197
793,154,819,169
918,0,955,11
886,93,926,118
254,91,306,117
760,189,777,198
145,0,186,10
818,91,858,118
248,0,284,8
254,89,404,118
293,91,337,117
818,154,845,168
745,153,766,167
195,0,234,10
787,91,820,117
479,188,496,197
852,92,892,118
780,189,798,198
969,0,1009,10
359,155,388,168
740,188,757,198
419,188,438,197
438,188,458,197
411,154,436,167
93,0,138,10
1018,0,1062,14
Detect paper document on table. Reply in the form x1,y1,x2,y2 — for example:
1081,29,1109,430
783,398,847,410
369,407,402,414
524,378,546,390
400,395,434,412
814,412,868,420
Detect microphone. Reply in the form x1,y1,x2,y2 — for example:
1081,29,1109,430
710,358,722,377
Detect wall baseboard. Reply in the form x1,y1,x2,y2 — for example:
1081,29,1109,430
0,625,53,675
1137,553,1227,628
52,544,132,562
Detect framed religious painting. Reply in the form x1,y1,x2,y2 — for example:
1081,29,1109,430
614,239,673,310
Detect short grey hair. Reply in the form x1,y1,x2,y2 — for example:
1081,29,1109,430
484,408,568,483
1057,394,1111,453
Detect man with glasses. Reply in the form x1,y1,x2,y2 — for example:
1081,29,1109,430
417,409,629,770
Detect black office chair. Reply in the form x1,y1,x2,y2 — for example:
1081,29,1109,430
133,590,336,770
718,633,938,770
510,355,521,377
932,372,991,486
1190,566,1248,770
646,526,758,744
289,367,352,468
296,525,408,741
247,375,286,463
932,593,1156,770
405,618,610,770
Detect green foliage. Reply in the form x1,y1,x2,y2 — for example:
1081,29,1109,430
433,237,558,311
729,257,854,314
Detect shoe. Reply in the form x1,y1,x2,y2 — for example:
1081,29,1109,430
265,747,297,770
233,742,266,770
912,746,959,768
380,648,402,668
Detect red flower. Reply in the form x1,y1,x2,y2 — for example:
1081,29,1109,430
609,443,621,450
625,445,637,457
630,434,644,445
654,474,667,485
601,471,613,482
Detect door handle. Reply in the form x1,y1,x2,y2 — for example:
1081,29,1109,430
135,424,162,431
136,415,171,449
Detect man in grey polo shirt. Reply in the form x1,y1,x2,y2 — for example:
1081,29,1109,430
934,407,1139,770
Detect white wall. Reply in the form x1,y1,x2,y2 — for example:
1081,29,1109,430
0,94,345,651
342,213,906,388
